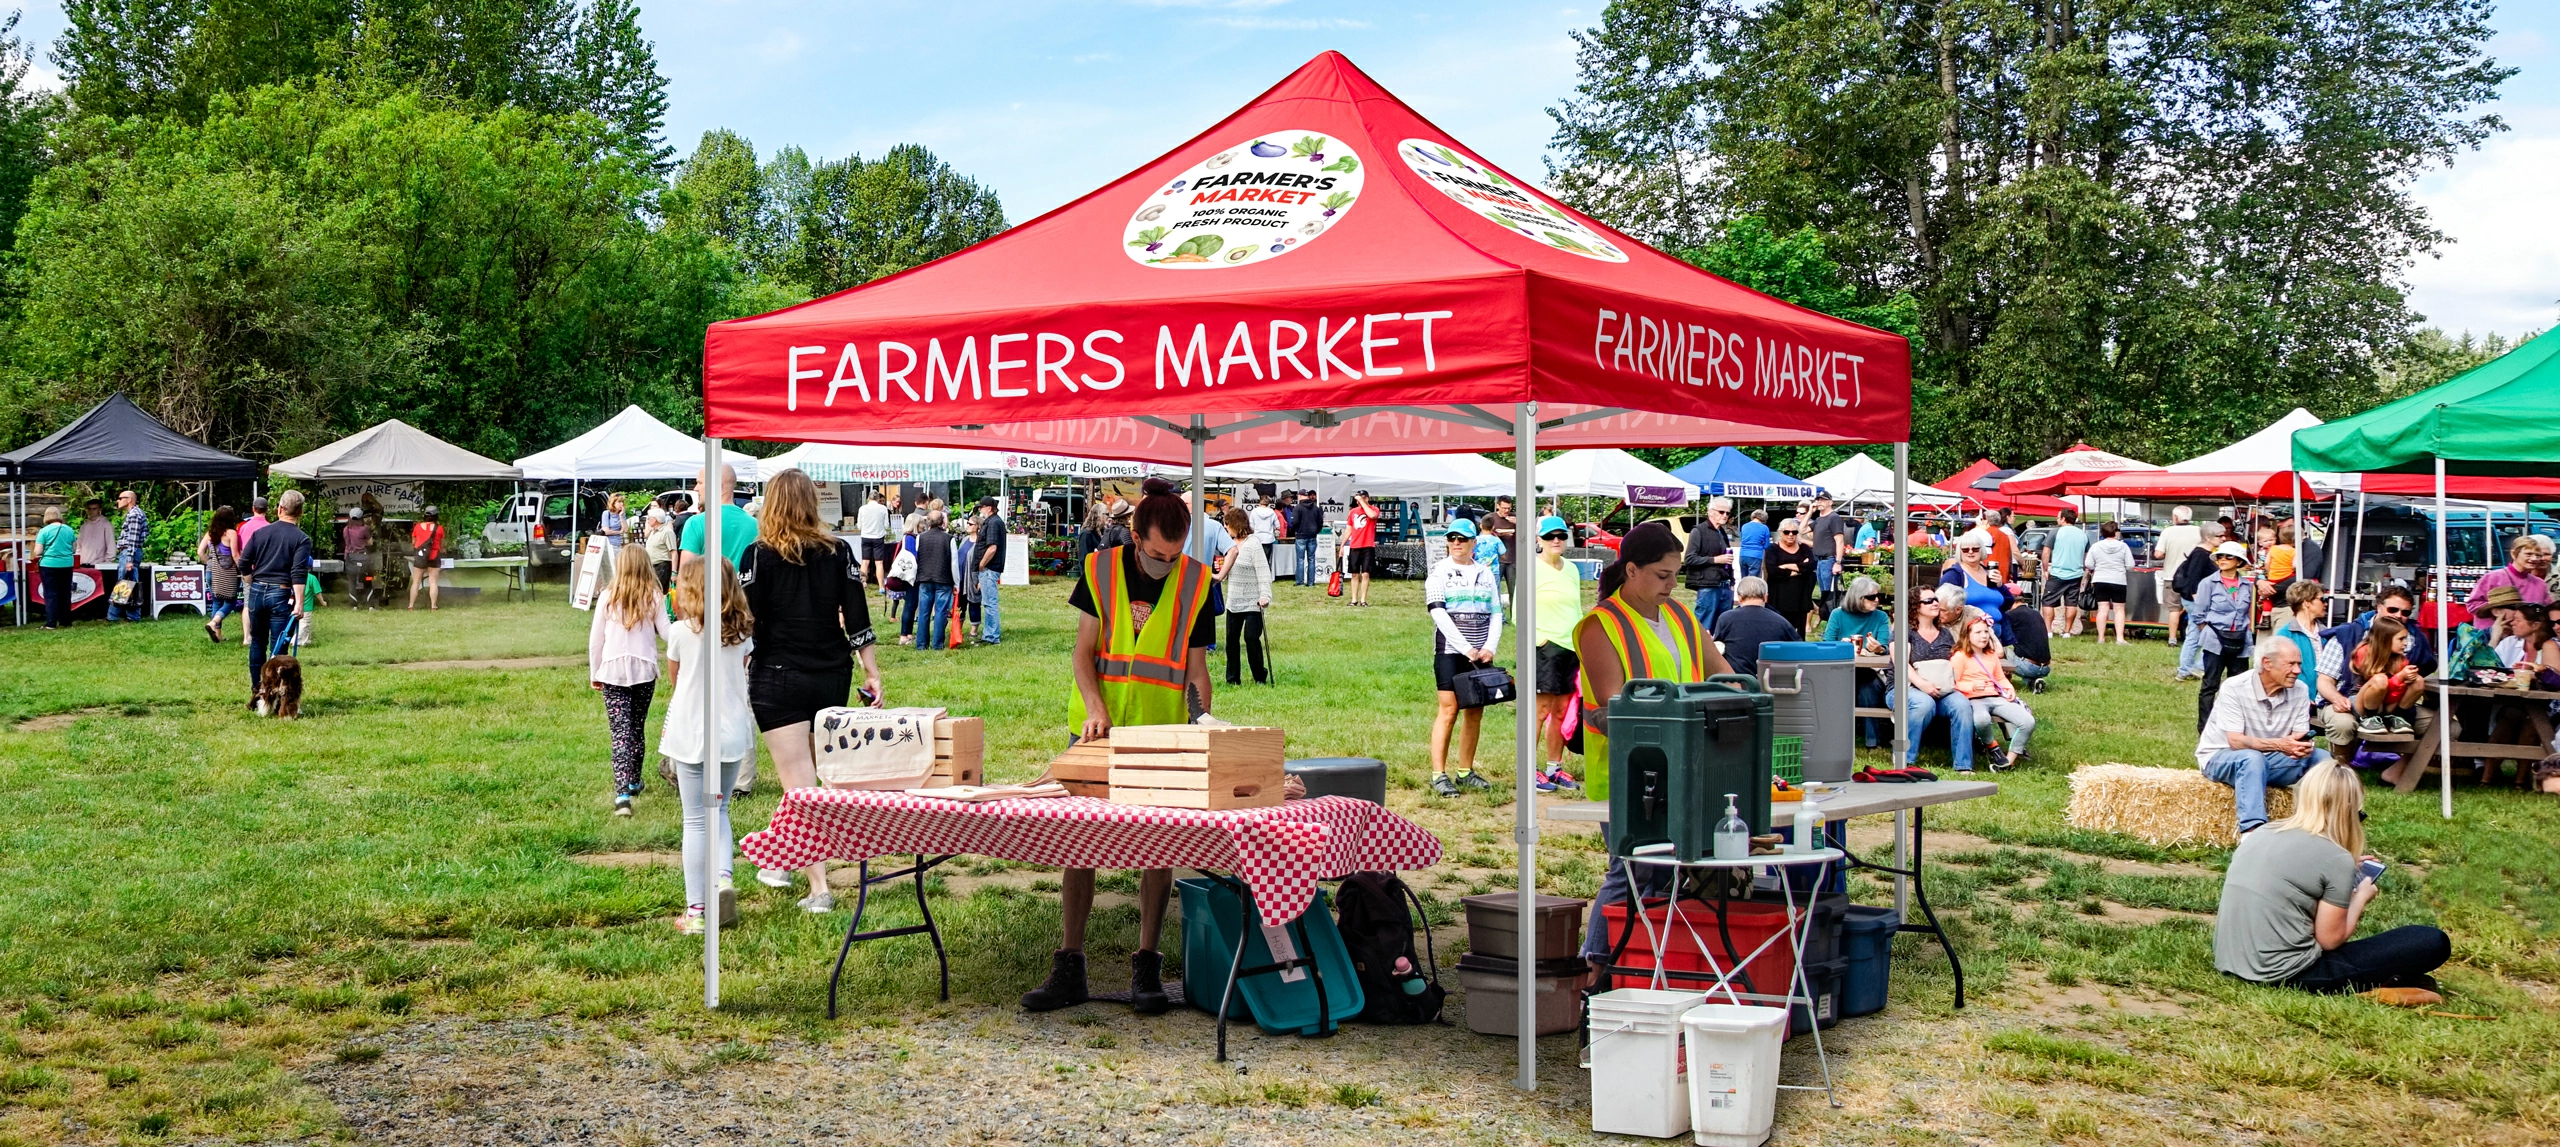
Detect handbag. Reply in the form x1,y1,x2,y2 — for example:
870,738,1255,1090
1327,569,1344,597
885,547,918,593
1452,664,1516,709
110,578,138,605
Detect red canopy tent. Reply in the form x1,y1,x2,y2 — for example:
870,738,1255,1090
1998,443,2158,496
2079,470,2316,501
1941,458,2072,517
696,53,1915,1082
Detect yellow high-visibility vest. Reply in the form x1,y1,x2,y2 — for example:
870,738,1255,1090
1071,546,1213,732
1578,592,1709,803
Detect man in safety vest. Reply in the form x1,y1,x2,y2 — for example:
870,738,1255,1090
1024,478,1222,1015
1571,521,1737,968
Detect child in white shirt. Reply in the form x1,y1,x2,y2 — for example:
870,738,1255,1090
662,556,756,935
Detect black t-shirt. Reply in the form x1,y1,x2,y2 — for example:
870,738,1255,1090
2004,604,2051,664
975,512,1007,569
739,538,876,674
1809,512,1849,560
1710,604,1801,676
1067,546,1220,648
242,521,313,586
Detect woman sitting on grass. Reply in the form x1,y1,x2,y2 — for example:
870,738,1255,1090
1953,615,2034,769
2349,615,2423,738
2214,761,2449,994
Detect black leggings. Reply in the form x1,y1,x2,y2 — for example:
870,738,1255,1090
40,565,73,628
1225,611,1268,684
2283,925,2450,994
2196,645,2249,731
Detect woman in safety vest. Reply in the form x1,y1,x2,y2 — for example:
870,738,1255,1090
1571,521,1734,967
1024,477,1222,1016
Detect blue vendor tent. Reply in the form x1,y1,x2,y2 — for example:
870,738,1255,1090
1670,446,1818,500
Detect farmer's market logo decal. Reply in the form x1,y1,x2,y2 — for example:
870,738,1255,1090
1398,139,1627,262
1124,130,1362,269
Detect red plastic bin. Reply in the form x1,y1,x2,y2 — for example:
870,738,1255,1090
1598,898,1798,1007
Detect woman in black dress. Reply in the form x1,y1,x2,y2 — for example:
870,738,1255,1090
1761,517,1819,633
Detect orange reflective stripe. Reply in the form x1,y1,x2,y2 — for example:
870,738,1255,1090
1594,599,1652,679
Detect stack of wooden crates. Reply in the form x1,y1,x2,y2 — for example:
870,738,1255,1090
1106,725,1286,810
930,717,984,788
1045,741,1114,798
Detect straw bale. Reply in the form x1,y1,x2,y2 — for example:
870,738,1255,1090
2065,763,2293,849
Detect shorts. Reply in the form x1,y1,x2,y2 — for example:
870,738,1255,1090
410,556,439,571
749,664,852,733
1434,652,1482,693
1535,642,1581,695
2089,581,2127,604
2040,577,2082,606
1345,547,1375,575
862,537,890,562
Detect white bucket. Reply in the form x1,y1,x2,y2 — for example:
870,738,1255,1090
1681,1002,1789,1147
1586,988,1709,1138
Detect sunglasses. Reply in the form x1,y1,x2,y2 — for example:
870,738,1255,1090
1542,532,1568,541
1781,529,1800,536
2380,605,2408,616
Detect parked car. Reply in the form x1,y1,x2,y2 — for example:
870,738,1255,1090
1574,522,1623,552
481,484,617,566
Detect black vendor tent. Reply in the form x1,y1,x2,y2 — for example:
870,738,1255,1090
0,393,260,480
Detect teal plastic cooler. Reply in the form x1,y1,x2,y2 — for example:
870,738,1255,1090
1606,675,1774,862
1177,878,1364,1035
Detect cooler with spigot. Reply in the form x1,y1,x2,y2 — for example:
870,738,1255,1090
1605,676,1774,862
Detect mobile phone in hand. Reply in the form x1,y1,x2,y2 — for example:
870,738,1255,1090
2357,858,2386,886
857,686,879,706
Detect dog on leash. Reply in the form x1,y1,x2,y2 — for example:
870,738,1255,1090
256,656,303,718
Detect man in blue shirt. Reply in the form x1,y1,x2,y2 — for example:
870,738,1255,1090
678,464,758,574
2040,507,2090,639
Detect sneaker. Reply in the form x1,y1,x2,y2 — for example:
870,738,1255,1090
730,784,753,800
756,867,792,889
2385,715,2414,734
1981,743,2010,771
674,906,705,935
1453,770,1492,792
1547,767,1581,790
798,892,835,913
2357,715,2389,735
1534,772,1559,793
612,796,633,817
1429,773,1461,798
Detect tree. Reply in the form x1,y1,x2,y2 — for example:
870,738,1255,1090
782,143,1006,294
663,129,775,273
1551,0,2511,471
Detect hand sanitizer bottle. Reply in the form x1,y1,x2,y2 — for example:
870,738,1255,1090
1793,800,1825,856
1713,794,1750,861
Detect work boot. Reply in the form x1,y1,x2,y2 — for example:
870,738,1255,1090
1020,950,1089,1012
1129,949,1171,1016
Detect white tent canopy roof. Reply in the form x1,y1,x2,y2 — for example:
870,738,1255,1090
1220,452,1519,497
1533,449,1698,501
2166,407,2350,493
1801,452,1968,506
516,405,760,482
270,420,520,482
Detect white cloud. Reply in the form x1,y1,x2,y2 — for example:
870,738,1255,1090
2405,105,2560,337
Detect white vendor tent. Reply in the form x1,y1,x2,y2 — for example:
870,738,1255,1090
1533,448,1698,501
1802,452,1968,506
2168,408,2323,474
1223,452,1519,497
516,405,762,482
270,420,520,482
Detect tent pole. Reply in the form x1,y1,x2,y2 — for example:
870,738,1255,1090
1512,402,1539,1092
2348,490,2367,614
1189,416,1205,561
1892,443,1910,919
702,434,724,1006
2434,458,2451,821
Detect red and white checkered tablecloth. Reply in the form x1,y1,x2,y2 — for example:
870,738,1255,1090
739,792,1442,926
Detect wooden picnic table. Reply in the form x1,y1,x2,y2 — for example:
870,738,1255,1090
2392,682,2560,792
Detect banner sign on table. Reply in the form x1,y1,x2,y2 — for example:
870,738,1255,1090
1626,484,1691,508
998,453,1158,479
151,566,205,607
31,566,106,610
1716,481,1818,500
320,481,425,514
570,537,609,611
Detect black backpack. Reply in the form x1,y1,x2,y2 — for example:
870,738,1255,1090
1333,872,1446,1025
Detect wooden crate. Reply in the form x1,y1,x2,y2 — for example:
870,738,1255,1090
1108,725,1284,756
1104,780,1282,810
930,717,984,787
1057,779,1111,800
1044,741,1114,784
1106,724,1284,810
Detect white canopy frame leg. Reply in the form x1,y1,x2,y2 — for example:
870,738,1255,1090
2435,458,2452,820
702,434,725,1006
1511,403,1539,1091
2348,490,2367,613
1892,444,1910,918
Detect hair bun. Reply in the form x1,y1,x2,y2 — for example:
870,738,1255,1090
1141,476,1179,497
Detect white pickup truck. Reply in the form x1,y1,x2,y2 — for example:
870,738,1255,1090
483,488,692,566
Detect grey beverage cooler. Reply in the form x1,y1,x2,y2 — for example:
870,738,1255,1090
1757,641,1857,782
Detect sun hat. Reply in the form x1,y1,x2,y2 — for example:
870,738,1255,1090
1444,518,1478,539
1537,514,1569,537
2481,584,2529,612
2214,541,2248,560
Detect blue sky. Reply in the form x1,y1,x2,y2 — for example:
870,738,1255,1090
11,0,2558,335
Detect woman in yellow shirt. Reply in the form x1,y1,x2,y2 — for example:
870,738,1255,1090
1528,515,1585,790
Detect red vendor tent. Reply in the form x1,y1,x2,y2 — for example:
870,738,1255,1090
696,52,1916,1084
1941,458,2073,517
1998,442,2159,496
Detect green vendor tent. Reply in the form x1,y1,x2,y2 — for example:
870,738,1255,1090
2292,327,2560,476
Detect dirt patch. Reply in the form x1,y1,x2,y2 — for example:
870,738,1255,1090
2009,980,2195,1019
397,656,583,671
2079,902,2213,926
14,707,111,732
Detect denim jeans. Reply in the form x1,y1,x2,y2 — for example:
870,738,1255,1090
1693,584,1734,633
2283,925,2451,994
1857,675,1889,748
1902,688,1976,770
2177,595,2204,676
245,583,296,694
1741,557,1762,579
675,755,739,911
1295,536,1318,585
898,587,917,638
915,582,954,650
2005,655,2051,684
108,552,145,621
976,569,1003,642
2201,747,2329,834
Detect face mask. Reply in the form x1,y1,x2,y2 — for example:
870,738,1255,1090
1137,550,1175,579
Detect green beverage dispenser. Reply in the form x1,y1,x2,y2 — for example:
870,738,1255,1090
1606,676,1773,862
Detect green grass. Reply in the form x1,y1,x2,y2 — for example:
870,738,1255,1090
2,583,2558,1143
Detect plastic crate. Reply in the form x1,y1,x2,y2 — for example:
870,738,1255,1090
1770,735,1804,785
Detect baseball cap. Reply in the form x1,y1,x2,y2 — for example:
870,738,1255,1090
1537,514,1569,537
1444,518,1479,539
